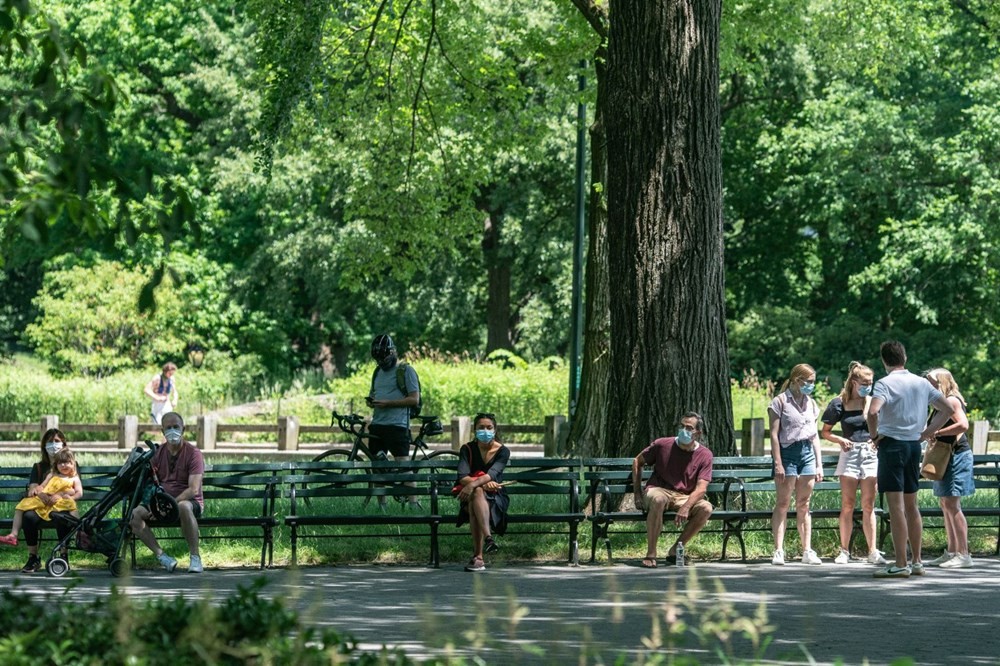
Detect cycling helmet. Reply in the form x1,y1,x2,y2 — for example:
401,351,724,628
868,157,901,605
371,334,397,369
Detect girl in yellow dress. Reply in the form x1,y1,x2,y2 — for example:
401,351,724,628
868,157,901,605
0,449,82,547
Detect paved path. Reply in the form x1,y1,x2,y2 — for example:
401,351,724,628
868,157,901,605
7,558,1000,664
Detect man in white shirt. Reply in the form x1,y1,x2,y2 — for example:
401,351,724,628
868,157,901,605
866,340,953,579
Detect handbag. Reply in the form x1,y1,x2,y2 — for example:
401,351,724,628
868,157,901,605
920,439,953,481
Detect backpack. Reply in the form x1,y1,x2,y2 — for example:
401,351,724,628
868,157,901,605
371,362,422,418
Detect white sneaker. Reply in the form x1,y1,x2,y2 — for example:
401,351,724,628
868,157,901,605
188,554,203,573
157,552,177,573
928,551,956,566
939,553,973,569
909,562,926,576
834,549,850,564
866,550,887,565
801,549,822,565
771,549,785,565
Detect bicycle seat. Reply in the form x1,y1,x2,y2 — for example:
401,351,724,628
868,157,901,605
420,417,444,437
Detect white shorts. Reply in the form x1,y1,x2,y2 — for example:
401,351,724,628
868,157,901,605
835,442,878,479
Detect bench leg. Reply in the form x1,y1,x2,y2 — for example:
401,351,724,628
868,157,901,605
569,523,579,565
290,526,298,567
429,522,440,568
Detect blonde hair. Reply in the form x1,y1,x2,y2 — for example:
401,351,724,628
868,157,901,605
838,361,874,402
780,363,815,392
925,368,965,404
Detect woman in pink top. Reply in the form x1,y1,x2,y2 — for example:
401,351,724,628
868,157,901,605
769,363,824,565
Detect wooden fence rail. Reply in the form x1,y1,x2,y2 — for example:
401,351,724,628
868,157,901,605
3,416,997,456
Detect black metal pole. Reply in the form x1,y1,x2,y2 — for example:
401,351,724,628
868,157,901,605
568,61,587,420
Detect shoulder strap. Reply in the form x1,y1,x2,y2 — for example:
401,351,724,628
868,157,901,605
395,362,410,394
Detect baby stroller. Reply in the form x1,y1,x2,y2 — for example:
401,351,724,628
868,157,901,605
46,441,178,577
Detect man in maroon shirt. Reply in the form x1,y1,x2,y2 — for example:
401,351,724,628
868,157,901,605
130,412,205,573
632,412,714,567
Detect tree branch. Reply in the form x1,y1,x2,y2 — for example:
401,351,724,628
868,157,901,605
569,0,608,39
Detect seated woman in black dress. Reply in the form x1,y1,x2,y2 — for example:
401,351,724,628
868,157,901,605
454,412,510,572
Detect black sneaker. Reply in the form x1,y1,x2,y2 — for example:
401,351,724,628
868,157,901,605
20,554,41,573
484,537,499,554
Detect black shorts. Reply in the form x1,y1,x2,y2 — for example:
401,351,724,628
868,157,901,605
368,424,412,459
877,438,922,493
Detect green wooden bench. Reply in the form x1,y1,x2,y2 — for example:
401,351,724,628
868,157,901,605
2,461,280,570
584,454,882,564
431,457,586,565
878,453,1000,555
283,458,444,566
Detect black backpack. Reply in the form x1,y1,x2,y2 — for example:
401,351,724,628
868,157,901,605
370,362,422,417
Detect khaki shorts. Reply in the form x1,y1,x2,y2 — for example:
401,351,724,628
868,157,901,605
644,486,713,517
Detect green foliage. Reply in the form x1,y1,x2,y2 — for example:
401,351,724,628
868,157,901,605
328,357,567,425
0,580,412,665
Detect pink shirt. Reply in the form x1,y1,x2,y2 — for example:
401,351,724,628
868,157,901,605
152,441,205,508
640,437,714,494
769,390,820,446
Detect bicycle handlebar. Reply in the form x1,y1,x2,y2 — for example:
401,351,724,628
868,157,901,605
331,410,442,439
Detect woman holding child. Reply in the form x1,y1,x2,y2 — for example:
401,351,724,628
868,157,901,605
0,429,83,572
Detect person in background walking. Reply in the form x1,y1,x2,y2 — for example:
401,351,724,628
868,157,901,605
770,363,824,565
866,340,954,579
923,368,974,569
821,362,886,565
145,362,179,425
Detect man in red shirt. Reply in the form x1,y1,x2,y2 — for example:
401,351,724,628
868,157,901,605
130,412,205,573
632,411,714,567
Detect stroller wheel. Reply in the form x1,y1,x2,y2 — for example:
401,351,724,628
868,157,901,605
47,557,70,578
109,557,129,577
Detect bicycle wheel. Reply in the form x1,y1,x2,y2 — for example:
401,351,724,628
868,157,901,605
312,445,371,463
302,448,370,507
424,449,461,474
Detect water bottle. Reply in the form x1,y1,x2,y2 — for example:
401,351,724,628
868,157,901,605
676,541,685,567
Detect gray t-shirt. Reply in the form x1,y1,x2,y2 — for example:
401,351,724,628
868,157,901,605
871,369,944,440
370,363,419,428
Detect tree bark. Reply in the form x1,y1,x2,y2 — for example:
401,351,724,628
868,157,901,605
603,0,735,456
567,45,610,459
481,210,513,352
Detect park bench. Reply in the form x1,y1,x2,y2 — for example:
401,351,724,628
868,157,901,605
585,454,881,564
431,457,586,565
283,457,585,567
1,462,280,569
878,453,1000,555
283,458,443,566
124,461,282,569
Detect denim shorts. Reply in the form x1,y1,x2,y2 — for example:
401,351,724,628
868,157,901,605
933,448,976,497
876,437,921,493
776,440,816,476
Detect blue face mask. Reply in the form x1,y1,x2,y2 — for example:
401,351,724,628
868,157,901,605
858,384,872,398
800,382,815,395
475,429,495,444
675,429,694,446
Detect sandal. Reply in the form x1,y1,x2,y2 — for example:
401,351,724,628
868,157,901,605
641,557,657,568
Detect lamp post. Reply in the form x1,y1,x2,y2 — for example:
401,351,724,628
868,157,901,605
568,61,587,421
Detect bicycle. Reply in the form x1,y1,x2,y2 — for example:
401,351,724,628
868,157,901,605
314,411,461,467
309,412,461,509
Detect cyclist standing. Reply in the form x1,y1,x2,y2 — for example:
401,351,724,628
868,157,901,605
366,334,420,462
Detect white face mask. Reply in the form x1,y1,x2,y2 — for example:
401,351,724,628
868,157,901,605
164,427,183,446
45,441,64,456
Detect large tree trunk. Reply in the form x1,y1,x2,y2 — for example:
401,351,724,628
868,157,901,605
567,45,610,459
603,0,734,456
481,209,514,353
